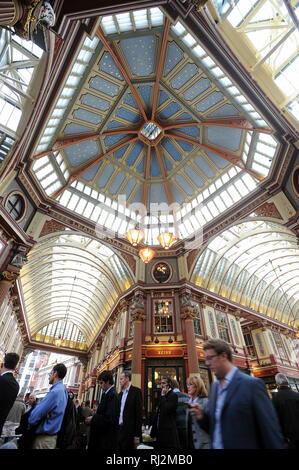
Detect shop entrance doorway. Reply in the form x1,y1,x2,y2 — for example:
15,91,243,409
144,359,186,424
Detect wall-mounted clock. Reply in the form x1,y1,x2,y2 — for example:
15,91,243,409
151,261,172,283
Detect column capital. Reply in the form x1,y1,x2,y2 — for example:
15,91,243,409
0,270,19,282
131,311,146,322
181,310,196,320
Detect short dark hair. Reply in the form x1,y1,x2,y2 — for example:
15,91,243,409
170,379,180,389
4,353,19,370
53,363,67,379
121,370,131,381
161,376,172,387
85,400,90,406
203,339,233,362
98,370,114,385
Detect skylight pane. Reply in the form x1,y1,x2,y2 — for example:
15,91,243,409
116,12,132,31
90,206,101,222
241,173,258,190
133,9,148,29
59,190,72,207
150,7,163,26
101,16,117,34
229,185,242,201
171,21,185,36
201,56,216,68
256,142,275,157
192,45,206,58
214,195,226,212
183,34,196,47
252,162,268,176
234,179,249,196
67,194,80,210
201,205,213,221
254,153,271,167
210,67,224,77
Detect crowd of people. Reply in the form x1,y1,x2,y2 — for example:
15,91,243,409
1,338,299,450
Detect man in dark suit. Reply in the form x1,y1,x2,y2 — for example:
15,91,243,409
150,376,179,450
272,373,299,449
87,370,120,450
117,370,143,449
191,339,284,449
0,352,20,435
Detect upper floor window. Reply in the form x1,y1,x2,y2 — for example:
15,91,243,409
5,192,25,221
154,299,174,333
244,332,255,357
193,303,202,335
215,310,231,343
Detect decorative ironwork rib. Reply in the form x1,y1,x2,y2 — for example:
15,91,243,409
154,144,174,205
151,18,171,121
51,136,138,199
34,129,139,159
163,118,273,134
142,145,151,208
96,27,147,122
166,131,264,181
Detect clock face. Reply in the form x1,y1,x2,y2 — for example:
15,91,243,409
152,262,172,283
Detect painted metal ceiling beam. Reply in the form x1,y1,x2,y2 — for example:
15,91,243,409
142,145,151,208
96,26,148,122
163,118,273,134
51,136,138,199
151,18,171,121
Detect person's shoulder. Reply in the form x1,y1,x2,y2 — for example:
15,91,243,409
130,385,142,393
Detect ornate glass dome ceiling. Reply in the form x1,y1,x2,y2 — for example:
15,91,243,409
30,6,279,246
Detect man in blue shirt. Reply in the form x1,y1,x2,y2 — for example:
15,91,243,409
28,363,68,449
190,339,284,449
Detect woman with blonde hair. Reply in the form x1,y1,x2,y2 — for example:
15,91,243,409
186,375,211,449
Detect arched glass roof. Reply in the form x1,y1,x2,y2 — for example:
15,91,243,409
0,29,43,163
191,220,299,327
20,232,135,350
212,0,299,124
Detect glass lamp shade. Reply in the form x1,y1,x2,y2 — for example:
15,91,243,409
139,247,155,263
157,232,177,249
126,228,144,246
54,335,63,347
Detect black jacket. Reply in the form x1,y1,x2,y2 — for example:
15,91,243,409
0,372,19,435
272,386,299,446
118,385,143,449
151,389,179,449
88,386,120,450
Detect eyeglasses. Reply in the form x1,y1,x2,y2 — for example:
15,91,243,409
205,354,219,362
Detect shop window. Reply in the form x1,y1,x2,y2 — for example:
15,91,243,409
153,299,173,333
215,310,230,343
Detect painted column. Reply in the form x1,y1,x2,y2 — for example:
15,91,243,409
131,291,146,388
180,290,200,377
